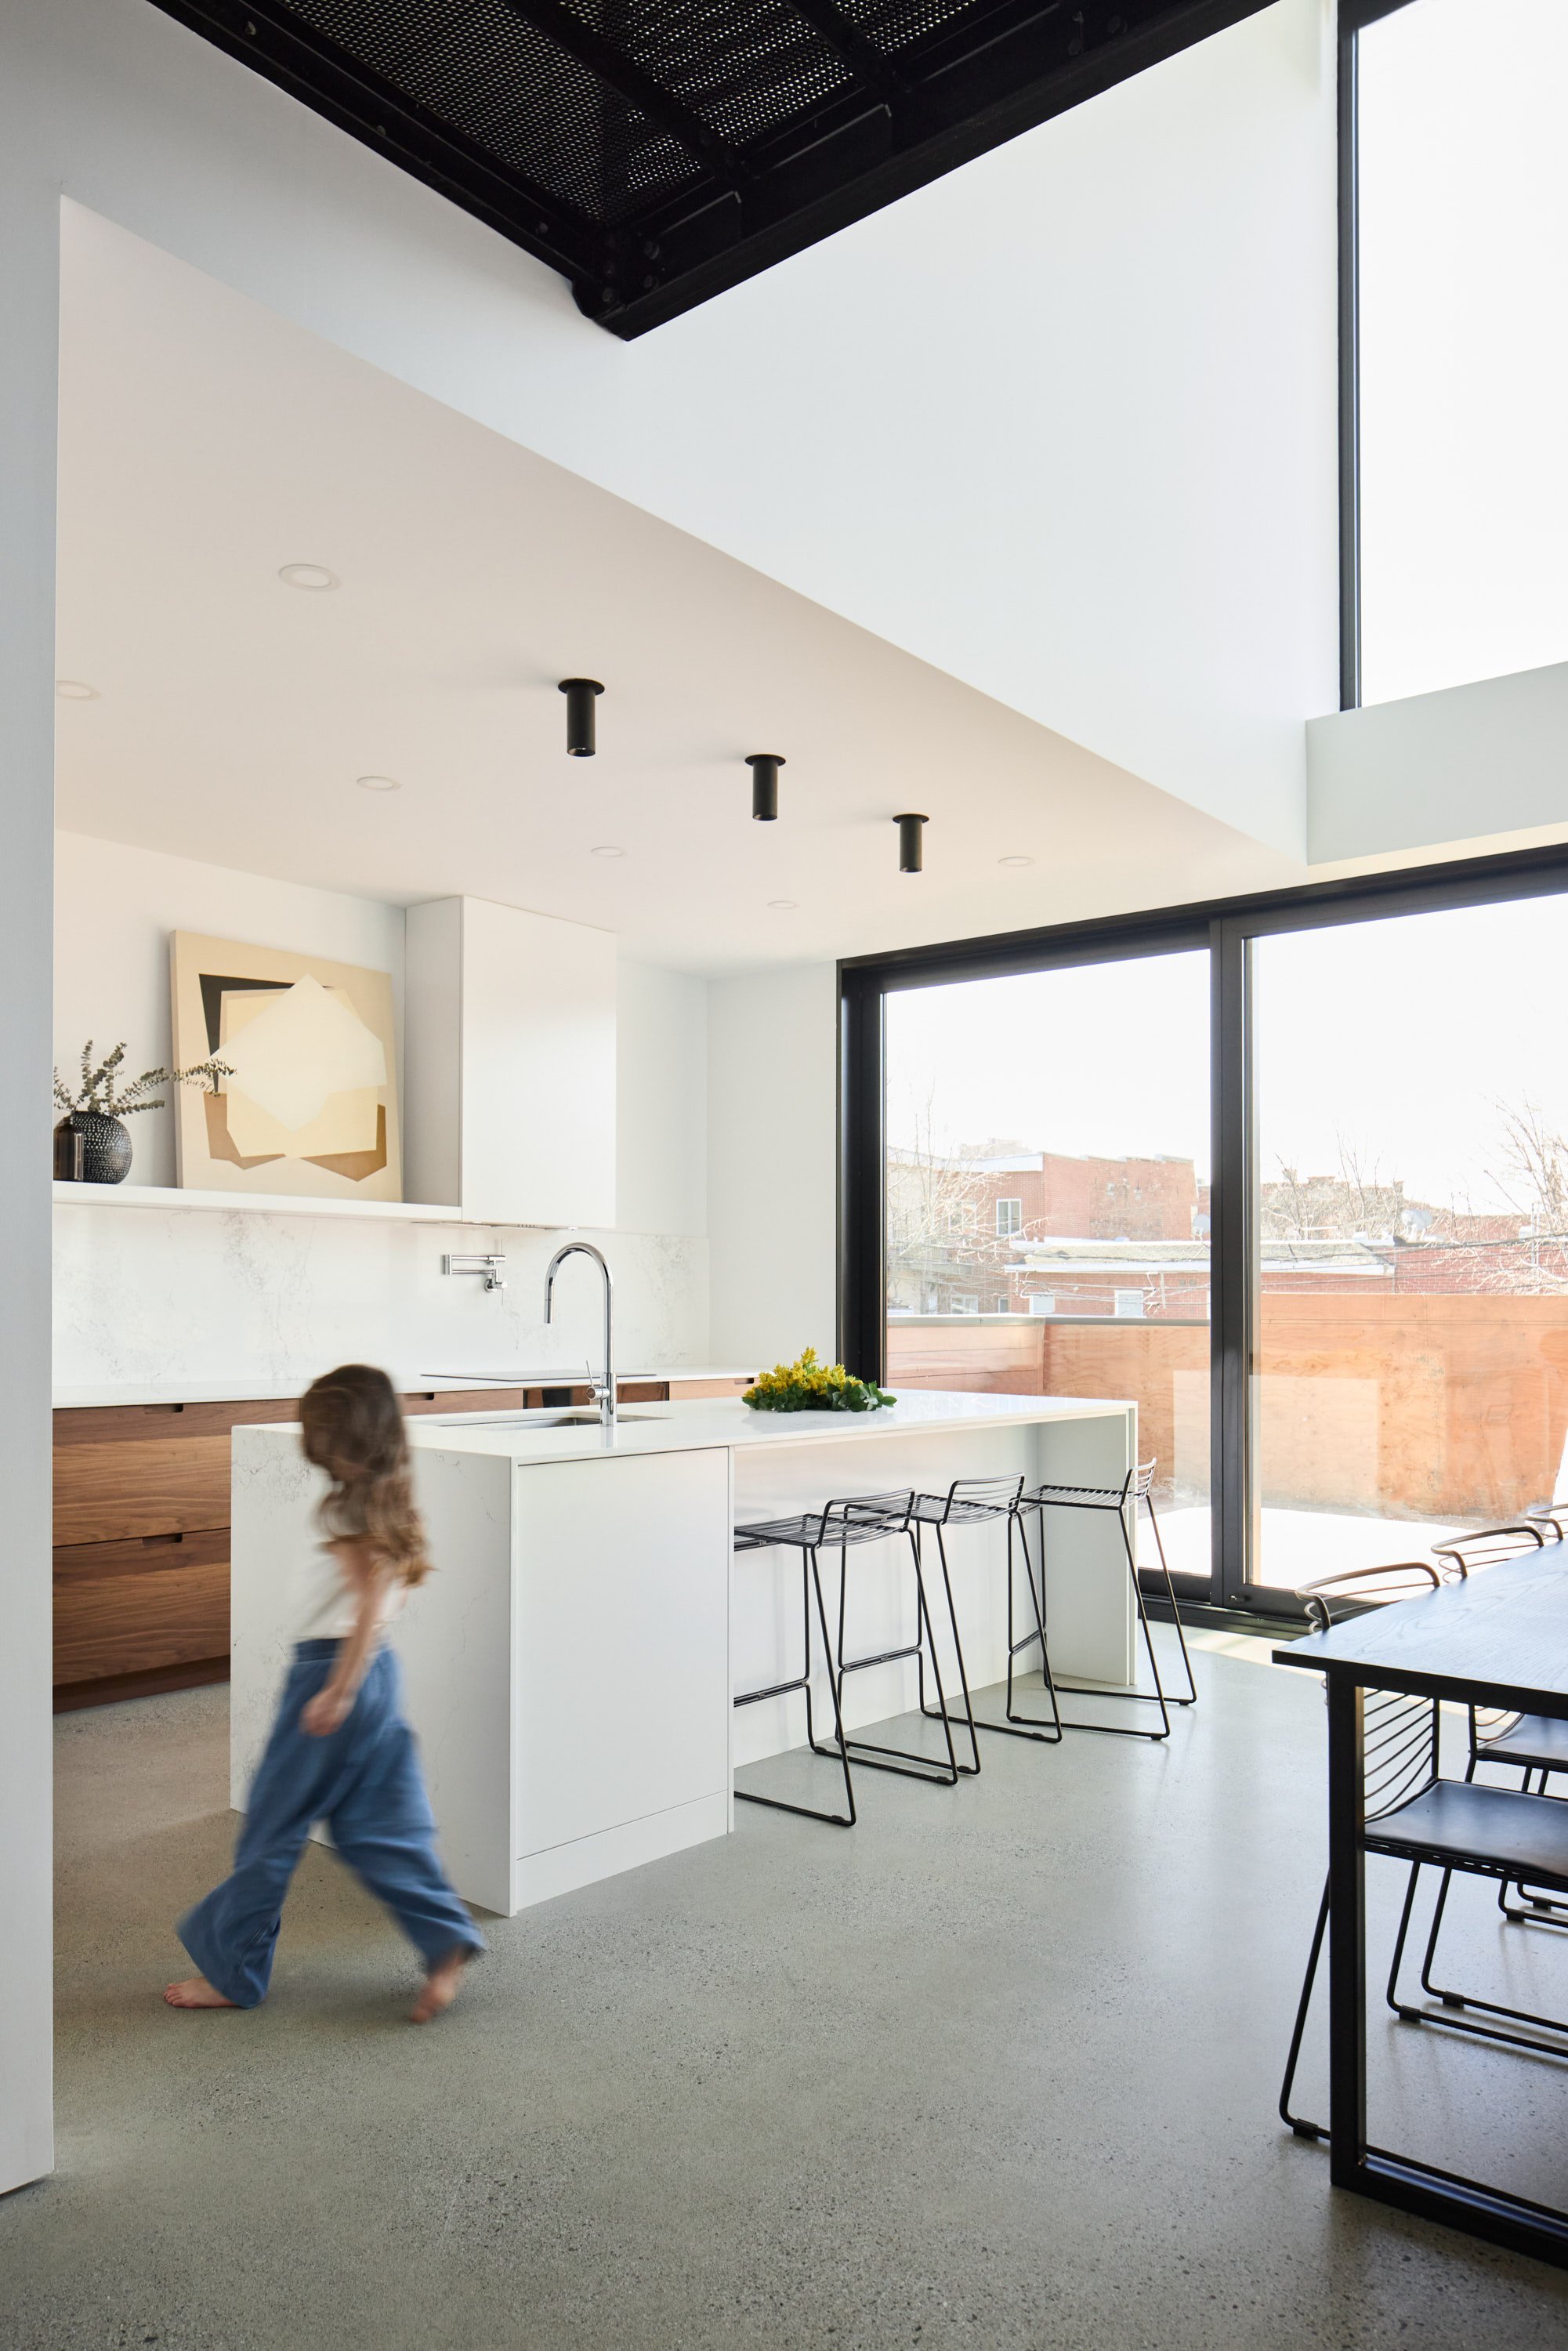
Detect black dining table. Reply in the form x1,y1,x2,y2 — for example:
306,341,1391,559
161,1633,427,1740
1275,1540,1568,2268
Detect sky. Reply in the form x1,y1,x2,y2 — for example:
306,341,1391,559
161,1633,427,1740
1358,0,1568,705
887,952,1211,1176
886,893,1568,1214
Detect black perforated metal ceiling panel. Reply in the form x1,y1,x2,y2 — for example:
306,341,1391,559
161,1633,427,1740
147,0,1275,336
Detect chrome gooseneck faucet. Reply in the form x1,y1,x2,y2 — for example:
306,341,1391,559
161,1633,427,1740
544,1242,616,1429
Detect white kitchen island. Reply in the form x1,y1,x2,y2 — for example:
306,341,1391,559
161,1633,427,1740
231,1389,1138,1917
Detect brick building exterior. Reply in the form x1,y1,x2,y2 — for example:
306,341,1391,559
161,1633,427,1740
961,1149,1202,1245
887,1144,1205,1315
888,1139,1568,1318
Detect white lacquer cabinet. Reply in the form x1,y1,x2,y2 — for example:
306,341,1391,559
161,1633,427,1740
404,894,616,1228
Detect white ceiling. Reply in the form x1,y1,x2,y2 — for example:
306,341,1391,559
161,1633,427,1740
55,213,1298,976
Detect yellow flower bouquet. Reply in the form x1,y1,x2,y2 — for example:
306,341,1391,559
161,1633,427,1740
742,1347,896,1414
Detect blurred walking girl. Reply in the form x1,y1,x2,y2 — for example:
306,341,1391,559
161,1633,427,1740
165,1364,483,2023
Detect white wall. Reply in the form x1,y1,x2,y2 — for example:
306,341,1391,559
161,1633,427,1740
1307,660,1568,864
54,831,405,1191
707,963,838,1372
13,0,1335,862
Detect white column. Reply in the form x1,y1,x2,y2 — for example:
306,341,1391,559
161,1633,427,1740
0,109,59,2188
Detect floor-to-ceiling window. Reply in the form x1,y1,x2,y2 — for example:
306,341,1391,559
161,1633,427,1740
1244,889,1568,1596
842,858,1568,1616
882,951,1211,1592
1349,0,1568,705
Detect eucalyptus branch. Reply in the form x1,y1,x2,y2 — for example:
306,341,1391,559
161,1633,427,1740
54,1043,234,1119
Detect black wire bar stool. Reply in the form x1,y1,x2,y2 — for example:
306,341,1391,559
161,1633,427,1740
827,1488,973,1787
731,1498,867,1828
1012,1458,1196,1743
1280,1559,1568,2139
911,1476,1060,1754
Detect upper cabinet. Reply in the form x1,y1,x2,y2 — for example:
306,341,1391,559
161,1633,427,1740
405,897,616,1229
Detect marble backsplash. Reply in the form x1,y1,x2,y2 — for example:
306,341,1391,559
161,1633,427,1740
53,1201,710,1395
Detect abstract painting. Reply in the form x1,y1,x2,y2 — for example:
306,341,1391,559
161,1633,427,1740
170,933,402,1199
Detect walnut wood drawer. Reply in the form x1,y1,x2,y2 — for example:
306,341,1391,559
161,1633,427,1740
53,1398,298,1447
53,1530,230,1683
53,1435,234,1544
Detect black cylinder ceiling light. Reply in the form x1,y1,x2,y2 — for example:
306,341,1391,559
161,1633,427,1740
745,752,784,821
559,677,604,756
896,813,928,873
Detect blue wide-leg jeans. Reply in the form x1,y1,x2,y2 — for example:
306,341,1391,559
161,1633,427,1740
179,1639,484,2007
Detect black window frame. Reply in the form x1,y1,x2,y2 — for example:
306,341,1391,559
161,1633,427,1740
839,842,1568,1618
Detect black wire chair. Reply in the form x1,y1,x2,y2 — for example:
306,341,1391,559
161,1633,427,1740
1436,1524,1567,1893
1280,1559,1568,2139
1413,1520,1568,2004
1429,1519,1554,1579
1012,1458,1196,1742
909,1475,1059,1758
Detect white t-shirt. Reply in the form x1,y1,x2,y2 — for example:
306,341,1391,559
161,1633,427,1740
290,1532,409,1644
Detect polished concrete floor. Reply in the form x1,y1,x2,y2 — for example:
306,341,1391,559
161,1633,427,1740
7,1645,1568,2349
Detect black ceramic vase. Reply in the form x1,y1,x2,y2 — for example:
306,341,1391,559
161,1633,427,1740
55,1110,133,1184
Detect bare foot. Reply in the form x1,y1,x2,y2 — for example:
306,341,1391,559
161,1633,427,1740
164,1975,238,2010
409,1947,472,2024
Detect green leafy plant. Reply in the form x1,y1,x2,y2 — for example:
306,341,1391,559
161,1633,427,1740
743,1347,896,1414
54,1039,233,1119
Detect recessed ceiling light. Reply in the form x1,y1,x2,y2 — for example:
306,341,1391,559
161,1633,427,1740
998,854,1034,868
356,774,401,792
589,845,626,860
767,899,798,910
56,679,99,700
278,563,339,591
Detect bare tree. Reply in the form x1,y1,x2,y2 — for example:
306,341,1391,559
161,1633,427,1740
1336,1136,1404,1238
1434,1098,1568,1295
1258,1100,1568,1294
1264,1160,1320,1240
886,1089,1006,1312
1258,1140,1403,1242
1487,1097,1568,1233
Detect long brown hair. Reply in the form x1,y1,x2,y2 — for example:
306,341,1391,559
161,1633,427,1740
299,1364,431,1587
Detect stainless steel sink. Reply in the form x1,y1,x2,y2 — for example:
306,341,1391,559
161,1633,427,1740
432,1409,668,1429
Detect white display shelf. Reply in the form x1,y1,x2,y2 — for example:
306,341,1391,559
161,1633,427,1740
53,1179,465,1223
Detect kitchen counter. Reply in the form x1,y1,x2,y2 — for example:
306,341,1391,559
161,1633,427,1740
53,1367,759,1410
405,1388,1130,1467
232,1389,1139,1915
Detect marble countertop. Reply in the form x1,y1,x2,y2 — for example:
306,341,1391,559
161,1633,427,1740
53,1366,759,1410
418,1367,758,1388
238,1388,1135,1470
